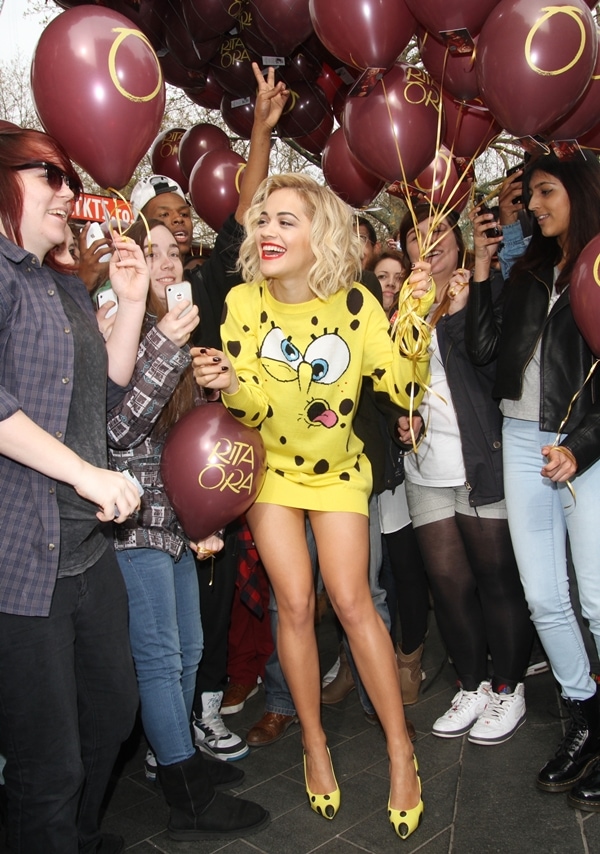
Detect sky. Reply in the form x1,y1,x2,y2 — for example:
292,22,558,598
0,0,51,64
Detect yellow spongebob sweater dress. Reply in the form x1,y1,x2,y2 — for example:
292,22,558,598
221,280,431,516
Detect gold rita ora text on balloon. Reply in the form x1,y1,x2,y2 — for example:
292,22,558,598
219,37,251,68
525,7,587,76
159,131,185,159
403,67,441,109
198,438,257,494
108,28,163,102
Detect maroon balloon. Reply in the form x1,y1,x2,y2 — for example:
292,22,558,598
182,0,238,40
184,73,226,110
250,0,314,56
210,34,259,96
546,38,600,140
419,29,480,102
31,6,165,189
179,123,231,180
109,0,168,50
343,62,443,184
281,48,322,87
291,109,334,156
309,0,416,70
442,92,501,157
221,93,256,139
405,0,500,40
161,403,267,541
410,146,471,211
149,129,188,192
322,127,385,207
164,3,212,70
0,120,20,131
570,232,600,356
160,52,206,89
277,81,332,138
477,0,597,138
237,0,277,57
189,148,248,232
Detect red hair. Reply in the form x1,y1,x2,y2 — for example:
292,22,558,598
0,128,82,249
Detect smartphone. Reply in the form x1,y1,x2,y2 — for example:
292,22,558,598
95,286,118,318
474,193,501,239
506,162,525,206
166,281,193,317
86,221,112,263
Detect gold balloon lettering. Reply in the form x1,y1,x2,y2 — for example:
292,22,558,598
219,37,251,68
159,131,184,159
234,162,247,194
403,67,441,109
414,149,451,193
525,7,587,76
108,28,163,103
198,439,256,495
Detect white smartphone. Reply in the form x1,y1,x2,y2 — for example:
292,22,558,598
86,221,112,263
95,286,118,318
166,281,193,317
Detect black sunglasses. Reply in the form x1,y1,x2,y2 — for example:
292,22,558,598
15,161,82,200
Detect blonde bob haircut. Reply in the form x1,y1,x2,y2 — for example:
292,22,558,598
238,173,363,299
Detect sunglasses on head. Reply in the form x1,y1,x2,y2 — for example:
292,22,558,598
15,161,82,200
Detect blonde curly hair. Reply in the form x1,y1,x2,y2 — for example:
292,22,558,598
238,173,363,299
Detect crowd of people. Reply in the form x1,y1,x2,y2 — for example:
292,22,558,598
2,64,600,852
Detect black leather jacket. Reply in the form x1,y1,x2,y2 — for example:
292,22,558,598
465,266,600,473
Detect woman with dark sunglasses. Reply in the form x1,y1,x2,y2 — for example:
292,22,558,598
0,127,149,854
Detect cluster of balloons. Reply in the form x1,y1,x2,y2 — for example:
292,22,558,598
38,0,600,212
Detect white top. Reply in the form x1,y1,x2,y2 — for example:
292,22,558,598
403,327,466,487
378,481,411,534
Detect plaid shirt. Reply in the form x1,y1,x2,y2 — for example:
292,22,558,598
0,235,109,616
107,321,194,557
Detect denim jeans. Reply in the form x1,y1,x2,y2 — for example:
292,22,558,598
116,547,203,765
264,500,389,717
503,418,600,700
0,548,138,854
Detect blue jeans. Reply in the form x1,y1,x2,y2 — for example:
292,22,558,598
264,499,389,717
0,548,138,854
503,418,600,700
116,548,203,765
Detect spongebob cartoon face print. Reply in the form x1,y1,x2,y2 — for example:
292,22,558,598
259,325,351,429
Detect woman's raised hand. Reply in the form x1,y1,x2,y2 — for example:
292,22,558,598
108,235,149,305
157,303,200,348
407,260,434,299
469,205,503,282
447,268,471,315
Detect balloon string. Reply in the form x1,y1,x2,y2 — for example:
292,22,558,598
106,187,153,254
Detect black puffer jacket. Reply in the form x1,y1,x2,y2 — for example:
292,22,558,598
465,265,600,473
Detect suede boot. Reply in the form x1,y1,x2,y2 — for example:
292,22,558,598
537,689,600,792
396,643,424,706
321,646,355,704
157,748,270,840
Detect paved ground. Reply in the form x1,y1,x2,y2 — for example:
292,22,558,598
94,605,600,854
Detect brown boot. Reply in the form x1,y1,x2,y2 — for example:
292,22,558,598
397,643,424,706
321,648,355,704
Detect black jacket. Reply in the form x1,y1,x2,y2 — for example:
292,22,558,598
465,266,600,473
435,282,505,507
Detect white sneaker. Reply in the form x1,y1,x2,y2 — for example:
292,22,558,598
144,748,157,782
432,681,491,738
193,690,250,761
468,683,526,745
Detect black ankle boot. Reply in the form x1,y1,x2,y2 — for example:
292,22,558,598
537,690,600,793
157,748,270,840
567,758,600,811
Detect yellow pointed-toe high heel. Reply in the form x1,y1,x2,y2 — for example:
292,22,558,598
388,754,424,840
304,747,340,820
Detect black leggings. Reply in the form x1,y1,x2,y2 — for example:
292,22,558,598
413,513,533,691
383,524,429,654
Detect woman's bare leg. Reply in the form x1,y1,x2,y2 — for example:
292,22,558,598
309,509,419,810
247,503,335,794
